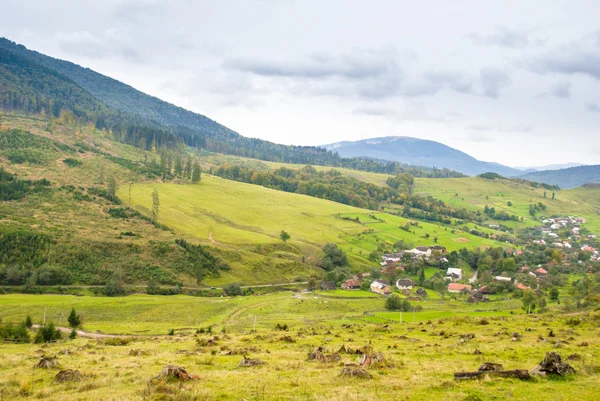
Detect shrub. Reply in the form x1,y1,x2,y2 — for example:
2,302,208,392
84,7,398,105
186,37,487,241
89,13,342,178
63,158,82,167
34,322,62,343
224,283,243,297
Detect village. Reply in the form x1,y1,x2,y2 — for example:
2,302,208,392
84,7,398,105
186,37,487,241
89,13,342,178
316,216,599,305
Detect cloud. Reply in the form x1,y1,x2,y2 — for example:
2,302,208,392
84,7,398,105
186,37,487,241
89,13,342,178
587,103,600,113
525,30,600,80
479,67,511,98
468,26,545,48
467,132,495,142
224,50,399,80
423,70,474,93
466,122,533,133
539,81,571,98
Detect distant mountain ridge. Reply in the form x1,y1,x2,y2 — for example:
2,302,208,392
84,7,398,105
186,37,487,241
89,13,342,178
323,136,522,176
517,165,600,189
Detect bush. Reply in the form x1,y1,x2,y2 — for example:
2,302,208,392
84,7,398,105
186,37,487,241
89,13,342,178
274,323,288,331
63,158,82,167
224,283,243,297
34,322,62,343
0,321,30,343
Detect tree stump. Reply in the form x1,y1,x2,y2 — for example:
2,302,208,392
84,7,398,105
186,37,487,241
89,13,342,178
35,356,59,369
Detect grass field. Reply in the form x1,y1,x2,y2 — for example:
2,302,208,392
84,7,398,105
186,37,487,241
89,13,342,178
1,293,599,400
415,176,600,230
123,177,513,284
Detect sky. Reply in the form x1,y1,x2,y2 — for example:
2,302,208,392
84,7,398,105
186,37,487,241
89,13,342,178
2,0,600,167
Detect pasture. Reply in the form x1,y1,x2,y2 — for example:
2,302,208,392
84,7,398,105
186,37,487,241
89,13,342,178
0,292,599,400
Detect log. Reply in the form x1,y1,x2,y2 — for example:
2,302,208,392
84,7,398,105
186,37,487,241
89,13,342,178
454,369,531,381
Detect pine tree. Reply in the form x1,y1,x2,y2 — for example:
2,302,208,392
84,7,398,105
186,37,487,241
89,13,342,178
191,162,202,183
152,188,160,222
67,308,81,328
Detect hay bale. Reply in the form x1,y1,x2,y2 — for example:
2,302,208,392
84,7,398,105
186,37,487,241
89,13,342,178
151,365,198,382
340,365,372,379
35,356,59,369
238,357,265,367
54,370,83,383
531,351,575,376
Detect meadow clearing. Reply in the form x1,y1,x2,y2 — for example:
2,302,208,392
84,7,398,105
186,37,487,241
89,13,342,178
1,291,599,400
122,177,509,285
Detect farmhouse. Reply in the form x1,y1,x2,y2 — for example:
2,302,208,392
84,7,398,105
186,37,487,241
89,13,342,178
535,268,548,275
406,247,432,258
370,280,392,296
319,281,336,291
341,279,360,290
447,283,472,293
445,268,462,281
516,282,531,291
494,276,512,282
396,278,414,290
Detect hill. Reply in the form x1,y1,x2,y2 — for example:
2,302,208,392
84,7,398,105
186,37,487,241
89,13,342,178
517,165,600,189
0,37,461,177
322,136,521,176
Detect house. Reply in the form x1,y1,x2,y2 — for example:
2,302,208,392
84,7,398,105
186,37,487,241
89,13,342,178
521,266,530,272
319,281,336,291
516,250,523,255
528,271,537,279
548,233,558,238
494,276,512,282
534,268,548,275
396,278,414,290
416,287,428,298
445,268,462,281
563,242,572,249
447,283,472,293
478,285,489,294
406,246,432,258
516,283,531,291
550,224,561,230
341,279,361,290
552,242,564,248
572,227,580,235
370,280,392,296
431,245,447,253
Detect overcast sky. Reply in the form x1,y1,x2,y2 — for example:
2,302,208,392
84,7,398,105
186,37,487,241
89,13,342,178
3,0,600,166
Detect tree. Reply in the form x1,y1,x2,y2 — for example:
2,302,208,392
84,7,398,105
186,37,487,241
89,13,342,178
318,243,347,271
385,294,403,311
307,277,316,292
191,162,202,183
224,283,243,297
69,328,77,340
105,272,124,296
522,290,537,313
67,308,81,328
501,258,517,274
34,322,62,343
151,188,160,222
549,287,560,302
418,269,426,285
280,230,291,243
552,192,555,200
107,176,118,200
507,201,512,207
24,315,32,329
370,268,382,280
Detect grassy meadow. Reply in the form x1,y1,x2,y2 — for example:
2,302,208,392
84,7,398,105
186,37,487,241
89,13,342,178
1,292,599,400
123,178,510,285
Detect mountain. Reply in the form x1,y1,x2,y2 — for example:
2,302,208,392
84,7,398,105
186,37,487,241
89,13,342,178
514,162,586,173
322,136,522,176
517,165,600,189
0,38,466,177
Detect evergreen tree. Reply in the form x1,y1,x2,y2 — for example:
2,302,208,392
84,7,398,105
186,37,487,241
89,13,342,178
67,308,81,328
151,188,160,222
191,162,202,183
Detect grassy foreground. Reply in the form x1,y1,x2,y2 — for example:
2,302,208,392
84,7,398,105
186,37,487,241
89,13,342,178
1,293,599,400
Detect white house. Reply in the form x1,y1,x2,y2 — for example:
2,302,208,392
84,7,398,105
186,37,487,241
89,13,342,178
406,247,431,258
494,276,512,282
396,278,414,290
445,268,462,281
